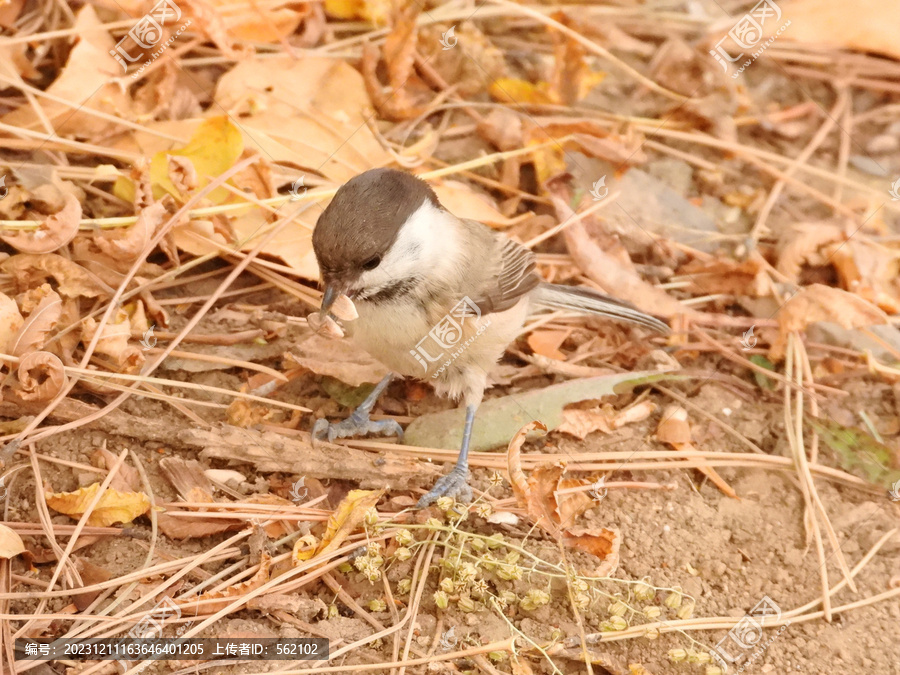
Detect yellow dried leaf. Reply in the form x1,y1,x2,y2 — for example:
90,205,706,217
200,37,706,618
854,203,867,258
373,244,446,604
115,116,244,205
324,0,390,23
46,483,150,526
489,78,554,104
294,489,383,566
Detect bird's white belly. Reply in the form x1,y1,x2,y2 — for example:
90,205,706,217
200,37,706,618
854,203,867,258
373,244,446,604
346,297,530,402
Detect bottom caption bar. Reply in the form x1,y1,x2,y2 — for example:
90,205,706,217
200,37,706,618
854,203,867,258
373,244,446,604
16,638,329,661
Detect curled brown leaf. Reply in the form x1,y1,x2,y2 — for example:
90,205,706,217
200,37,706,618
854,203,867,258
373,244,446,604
95,201,167,260
0,192,81,254
8,287,62,358
506,420,547,502
17,351,67,401
1,253,111,299
81,309,145,371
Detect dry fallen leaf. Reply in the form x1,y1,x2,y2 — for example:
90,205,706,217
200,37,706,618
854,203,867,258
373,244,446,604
0,6,131,139
324,0,391,22
286,333,389,387
548,178,691,320
432,179,531,229
0,523,25,559
558,401,656,440
507,420,620,574
772,284,889,359
294,489,383,564
0,193,81,255
0,292,24,355
81,308,144,371
46,483,151,527
95,202,168,261
115,116,245,206
16,351,67,402
93,447,143,493
773,0,900,60
188,0,308,45
656,405,737,499
1,254,111,299
8,287,62,358
775,222,845,282
177,551,272,616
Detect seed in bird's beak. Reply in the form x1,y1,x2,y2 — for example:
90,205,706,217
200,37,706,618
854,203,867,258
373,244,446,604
330,293,358,321
307,312,345,339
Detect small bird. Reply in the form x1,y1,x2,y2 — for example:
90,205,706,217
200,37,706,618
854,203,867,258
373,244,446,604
311,168,668,506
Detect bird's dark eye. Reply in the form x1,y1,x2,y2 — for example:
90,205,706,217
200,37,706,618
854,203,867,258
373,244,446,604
362,255,381,271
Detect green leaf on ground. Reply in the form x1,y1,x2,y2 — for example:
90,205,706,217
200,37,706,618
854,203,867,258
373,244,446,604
750,354,776,390
403,371,678,452
809,417,900,489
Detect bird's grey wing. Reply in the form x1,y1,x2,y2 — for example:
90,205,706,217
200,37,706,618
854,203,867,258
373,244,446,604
467,228,540,315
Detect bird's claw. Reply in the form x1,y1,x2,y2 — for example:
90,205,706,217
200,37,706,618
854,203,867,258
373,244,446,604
417,465,472,508
312,411,403,444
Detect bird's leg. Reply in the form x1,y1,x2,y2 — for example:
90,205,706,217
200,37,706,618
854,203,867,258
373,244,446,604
417,404,476,507
312,373,404,443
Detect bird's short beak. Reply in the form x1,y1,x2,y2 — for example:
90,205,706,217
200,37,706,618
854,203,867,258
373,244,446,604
320,284,339,317
320,282,353,317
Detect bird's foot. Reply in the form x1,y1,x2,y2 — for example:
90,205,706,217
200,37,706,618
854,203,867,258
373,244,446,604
312,409,403,443
417,465,472,508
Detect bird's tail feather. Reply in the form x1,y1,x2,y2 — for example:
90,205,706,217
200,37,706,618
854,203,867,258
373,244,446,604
532,283,669,334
